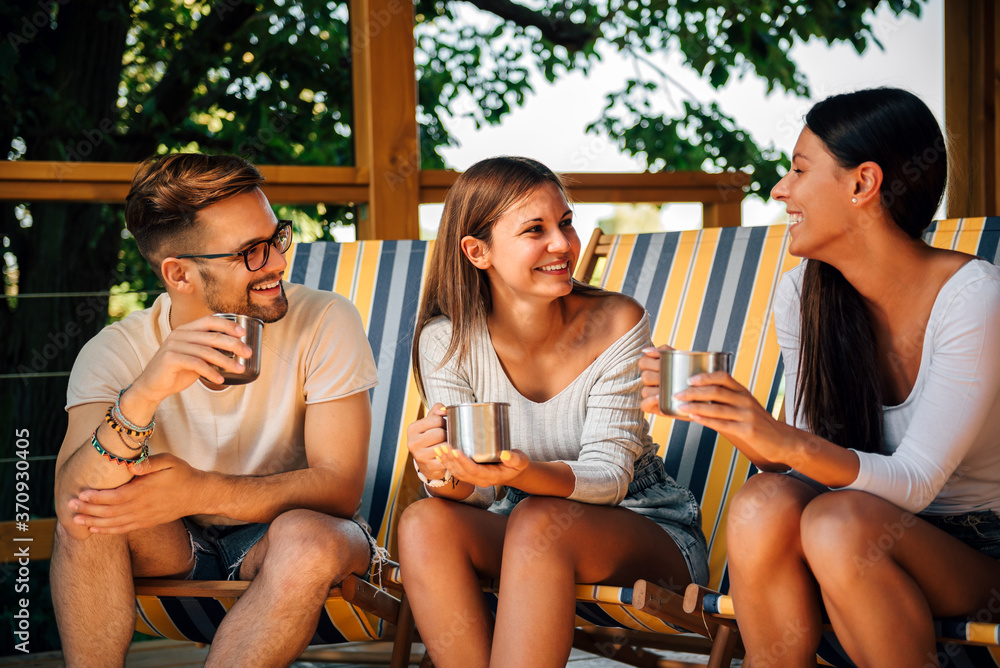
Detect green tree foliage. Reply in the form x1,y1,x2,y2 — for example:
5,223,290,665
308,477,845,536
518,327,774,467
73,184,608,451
415,0,925,192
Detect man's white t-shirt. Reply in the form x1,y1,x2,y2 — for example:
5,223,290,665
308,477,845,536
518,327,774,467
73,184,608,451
66,283,378,525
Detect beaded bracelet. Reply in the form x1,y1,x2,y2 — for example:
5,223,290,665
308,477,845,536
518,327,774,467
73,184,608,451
112,386,155,433
91,430,148,466
105,406,153,439
115,428,147,453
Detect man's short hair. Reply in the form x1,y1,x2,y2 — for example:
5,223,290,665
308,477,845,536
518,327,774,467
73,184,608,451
124,153,265,277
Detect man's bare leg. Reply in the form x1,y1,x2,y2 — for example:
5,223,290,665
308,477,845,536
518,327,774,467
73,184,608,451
51,520,193,668
206,509,371,667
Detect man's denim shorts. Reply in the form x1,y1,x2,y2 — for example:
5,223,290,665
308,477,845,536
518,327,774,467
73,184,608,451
182,517,269,581
920,510,1000,560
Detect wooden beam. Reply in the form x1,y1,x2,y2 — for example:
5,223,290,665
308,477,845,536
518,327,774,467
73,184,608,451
945,0,1000,217
256,185,368,204
0,163,746,225
352,0,420,239
419,170,751,189
350,0,372,186
0,162,366,204
0,162,365,185
0,182,128,202
0,518,56,563
0,161,137,182
420,170,749,215
0,182,369,204
703,201,743,228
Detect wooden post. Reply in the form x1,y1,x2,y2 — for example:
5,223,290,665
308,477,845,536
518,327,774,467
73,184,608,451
350,0,420,240
703,201,742,228
944,0,1000,218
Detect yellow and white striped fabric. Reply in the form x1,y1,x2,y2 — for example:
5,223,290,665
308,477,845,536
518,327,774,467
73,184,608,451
568,224,799,632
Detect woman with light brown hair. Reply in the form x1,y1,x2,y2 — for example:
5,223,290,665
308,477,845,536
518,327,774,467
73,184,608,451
397,156,708,667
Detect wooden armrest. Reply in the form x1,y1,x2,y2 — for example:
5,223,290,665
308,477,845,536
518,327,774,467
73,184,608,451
683,584,738,629
380,560,405,592
134,579,258,598
684,584,734,619
133,575,400,626
136,577,372,602
631,579,728,634
341,574,401,625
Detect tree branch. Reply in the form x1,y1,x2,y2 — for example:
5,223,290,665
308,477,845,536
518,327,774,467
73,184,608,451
121,0,259,157
463,0,601,51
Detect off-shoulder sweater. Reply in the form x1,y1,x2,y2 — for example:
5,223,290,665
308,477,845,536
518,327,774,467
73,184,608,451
418,313,657,506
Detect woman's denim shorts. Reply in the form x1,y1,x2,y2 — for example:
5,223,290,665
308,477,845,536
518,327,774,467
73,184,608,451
489,450,710,586
920,510,1000,560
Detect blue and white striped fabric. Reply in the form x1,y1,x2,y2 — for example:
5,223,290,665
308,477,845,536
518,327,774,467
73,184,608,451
287,239,431,552
135,239,433,645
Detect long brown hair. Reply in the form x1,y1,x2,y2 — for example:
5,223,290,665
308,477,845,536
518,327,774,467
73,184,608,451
412,156,599,399
795,88,947,452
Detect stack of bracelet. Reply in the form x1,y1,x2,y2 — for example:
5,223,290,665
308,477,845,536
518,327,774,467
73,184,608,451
92,386,153,466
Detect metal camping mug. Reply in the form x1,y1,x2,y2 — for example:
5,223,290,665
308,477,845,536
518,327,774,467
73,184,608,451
659,351,733,417
445,402,511,463
211,313,264,385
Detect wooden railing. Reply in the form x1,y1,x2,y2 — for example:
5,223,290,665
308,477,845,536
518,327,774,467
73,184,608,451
0,161,750,236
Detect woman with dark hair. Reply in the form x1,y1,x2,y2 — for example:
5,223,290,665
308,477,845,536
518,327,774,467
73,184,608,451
640,87,1000,666
398,156,708,667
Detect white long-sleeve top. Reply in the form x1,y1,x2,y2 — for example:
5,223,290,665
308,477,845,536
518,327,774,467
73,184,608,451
776,260,1000,515
418,314,657,506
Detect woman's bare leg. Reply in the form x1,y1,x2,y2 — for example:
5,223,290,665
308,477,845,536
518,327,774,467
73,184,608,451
726,473,823,668
490,496,693,668
397,497,507,668
801,490,1000,668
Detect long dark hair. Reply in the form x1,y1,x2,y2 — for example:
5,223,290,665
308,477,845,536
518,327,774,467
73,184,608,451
795,88,947,452
412,156,599,400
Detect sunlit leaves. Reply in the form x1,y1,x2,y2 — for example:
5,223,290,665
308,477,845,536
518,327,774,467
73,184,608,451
416,0,923,192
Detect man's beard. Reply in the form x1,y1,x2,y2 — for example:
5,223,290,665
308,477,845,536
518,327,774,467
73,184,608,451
200,268,289,323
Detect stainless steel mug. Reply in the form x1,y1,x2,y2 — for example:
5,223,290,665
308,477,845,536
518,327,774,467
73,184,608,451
445,402,511,463
212,313,264,385
659,351,733,416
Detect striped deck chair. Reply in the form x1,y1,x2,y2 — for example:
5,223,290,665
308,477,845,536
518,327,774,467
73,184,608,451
682,217,1000,668
133,239,430,667
555,224,800,668
380,226,796,667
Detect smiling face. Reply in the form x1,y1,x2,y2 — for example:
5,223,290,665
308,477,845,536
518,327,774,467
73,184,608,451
470,181,580,304
184,189,289,322
771,127,857,261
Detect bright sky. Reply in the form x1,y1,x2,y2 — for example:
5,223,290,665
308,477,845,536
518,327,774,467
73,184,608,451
417,0,945,241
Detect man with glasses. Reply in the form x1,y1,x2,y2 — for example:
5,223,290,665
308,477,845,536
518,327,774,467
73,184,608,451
51,153,379,667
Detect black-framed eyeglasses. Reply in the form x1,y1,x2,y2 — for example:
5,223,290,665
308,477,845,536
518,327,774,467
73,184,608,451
176,220,293,272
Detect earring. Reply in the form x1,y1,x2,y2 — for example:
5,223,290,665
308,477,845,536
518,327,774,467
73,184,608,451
852,197,858,204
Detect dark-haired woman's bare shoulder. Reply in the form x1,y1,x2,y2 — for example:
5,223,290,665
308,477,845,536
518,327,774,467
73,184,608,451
926,246,980,291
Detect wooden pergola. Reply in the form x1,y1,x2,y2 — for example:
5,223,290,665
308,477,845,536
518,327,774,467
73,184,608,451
0,1,994,231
